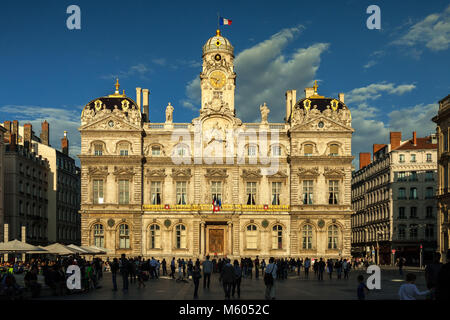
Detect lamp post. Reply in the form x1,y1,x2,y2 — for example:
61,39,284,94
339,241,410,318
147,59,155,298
417,224,426,269
376,230,383,265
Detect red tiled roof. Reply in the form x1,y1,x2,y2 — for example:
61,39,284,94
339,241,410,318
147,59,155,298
394,137,437,150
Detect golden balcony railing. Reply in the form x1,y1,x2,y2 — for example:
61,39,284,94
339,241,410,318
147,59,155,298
142,204,290,212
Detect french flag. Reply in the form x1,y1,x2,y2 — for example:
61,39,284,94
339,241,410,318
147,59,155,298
220,17,232,25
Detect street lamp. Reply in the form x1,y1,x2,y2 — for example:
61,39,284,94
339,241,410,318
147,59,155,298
417,223,427,269
376,230,383,265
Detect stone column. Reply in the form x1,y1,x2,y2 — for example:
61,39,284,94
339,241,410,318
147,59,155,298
200,222,205,257
227,222,232,256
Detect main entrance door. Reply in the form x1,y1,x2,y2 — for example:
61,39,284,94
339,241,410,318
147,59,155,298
209,229,224,254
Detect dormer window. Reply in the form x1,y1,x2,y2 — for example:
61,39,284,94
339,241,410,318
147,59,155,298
304,144,313,156
94,144,103,156
329,144,339,156
152,146,161,156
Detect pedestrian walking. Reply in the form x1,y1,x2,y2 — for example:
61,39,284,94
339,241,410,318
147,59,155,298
327,259,333,280
170,257,176,279
304,258,310,279
343,259,350,279
192,265,201,299
162,258,167,276
110,258,119,291
399,273,430,300
424,253,442,300
202,255,213,289
398,257,405,276
254,256,260,279
220,259,235,300
264,257,277,300
119,254,129,292
357,275,369,300
232,260,242,299
317,258,325,281
335,259,342,280
261,259,266,275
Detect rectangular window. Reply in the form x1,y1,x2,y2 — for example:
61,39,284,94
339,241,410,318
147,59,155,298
426,206,433,218
271,182,281,205
304,144,313,156
399,207,406,219
176,181,187,205
399,154,405,163
425,225,434,239
410,154,416,162
329,144,339,156
445,165,449,190
303,180,314,205
409,171,418,181
272,146,281,156
152,146,161,156
397,172,406,181
398,225,406,240
151,181,162,205
410,207,417,218
426,187,434,199
211,181,222,203
94,144,103,156
410,188,418,200
425,171,434,181
93,179,104,204
444,131,448,152
426,154,432,162
248,145,257,157
409,225,418,239
246,182,257,205
120,149,128,156
118,179,129,204
328,180,339,204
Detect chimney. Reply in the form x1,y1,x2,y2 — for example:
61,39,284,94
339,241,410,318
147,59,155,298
12,120,19,144
412,131,417,145
338,93,345,103
305,87,314,99
61,131,69,155
40,120,50,146
3,121,11,142
142,88,149,122
373,144,386,160
23,123,32,150
390,132,402,150
359,152,371,169
9,133,17,151
136,87,142,110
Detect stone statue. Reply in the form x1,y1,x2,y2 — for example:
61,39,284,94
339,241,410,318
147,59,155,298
260,102,270,123
165,103,174,123
323,105,332,117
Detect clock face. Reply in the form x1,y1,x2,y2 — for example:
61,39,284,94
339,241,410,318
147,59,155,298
209,70,226,89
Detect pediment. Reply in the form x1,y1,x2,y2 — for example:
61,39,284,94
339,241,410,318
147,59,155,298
172,168,192,179
241,169,262,179
113,166,135,178
79,113,142,131
204,168,228,179
291,116,353,132
88,166,109,180
145,168,167,179
267,169,288,179
298,167,320,178
323,167,346,178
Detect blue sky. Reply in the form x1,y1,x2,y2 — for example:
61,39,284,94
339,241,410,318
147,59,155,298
1,0,449,166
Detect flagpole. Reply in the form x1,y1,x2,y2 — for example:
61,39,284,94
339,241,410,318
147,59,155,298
217,12,220,30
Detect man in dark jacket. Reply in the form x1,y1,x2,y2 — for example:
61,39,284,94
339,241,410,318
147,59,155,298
436,250,450,301
317,258,325,281
119,254,129,292
219,259,235,300
110,258,119,291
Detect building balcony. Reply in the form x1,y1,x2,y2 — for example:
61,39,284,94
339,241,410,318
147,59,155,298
142,203,290,212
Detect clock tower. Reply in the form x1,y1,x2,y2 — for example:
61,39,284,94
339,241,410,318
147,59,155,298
200,29,236,115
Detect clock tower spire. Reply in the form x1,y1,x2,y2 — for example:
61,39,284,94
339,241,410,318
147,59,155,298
200,29,236,115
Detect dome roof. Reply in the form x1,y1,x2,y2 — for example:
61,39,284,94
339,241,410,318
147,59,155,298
82,79,140,118
202,29,234,57
294,81,348,112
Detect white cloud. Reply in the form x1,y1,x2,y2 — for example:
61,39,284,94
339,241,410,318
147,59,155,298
392,4,450,53
363,60,377,69
101,63,151,80
0,105,82,164
181,26,330,122
345,82,416,104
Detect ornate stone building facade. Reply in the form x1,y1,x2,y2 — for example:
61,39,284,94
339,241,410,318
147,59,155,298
79,30,354,259
433,94,450,263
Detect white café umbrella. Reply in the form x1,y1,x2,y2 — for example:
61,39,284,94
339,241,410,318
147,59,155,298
66,244,90,254
0,240,48,254
42,243,79,255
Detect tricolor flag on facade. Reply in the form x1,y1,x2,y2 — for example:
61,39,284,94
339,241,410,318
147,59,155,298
220,17,232,25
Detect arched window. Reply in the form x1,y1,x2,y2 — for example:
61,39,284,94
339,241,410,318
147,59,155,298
302,225,313,249
328,225,339,249
246,224,258,249
304,144,313,156
119,224,130,249
272,225,283,249
149,224,161,249
329,144,339,156
118,142,129,156
93,224,104,248
175,224,187,249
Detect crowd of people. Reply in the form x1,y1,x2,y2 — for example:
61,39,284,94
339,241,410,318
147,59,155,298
1,250,449,300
